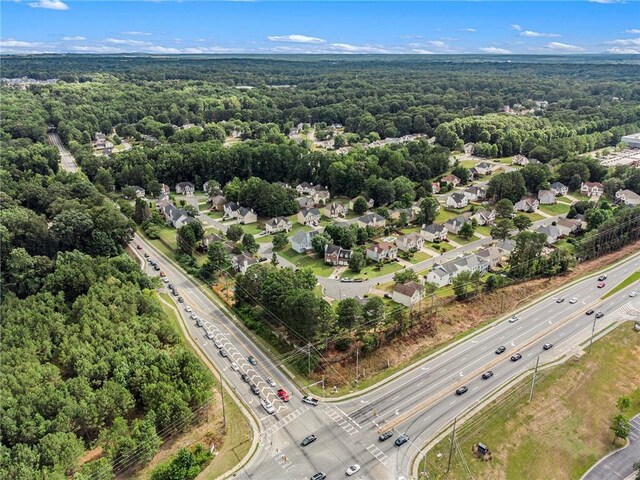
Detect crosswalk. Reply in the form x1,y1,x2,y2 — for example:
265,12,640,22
609,302,639,318
365,443,388,466
323,405,361,436
262,405,310,438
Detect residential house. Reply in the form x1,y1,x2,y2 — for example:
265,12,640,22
209,195,227,211
203,233,227,249
464,142,475,155
615,189,640,206
175,182,195,196
101,141,114,156
231,253,258,274
426,254,489,287
421,223,448,242
550,182,568,196
223,201,240,219
475,246,504,269
472,209,496,226
296,182,314,195
159,184,170,200
536,224,560,244
580,182,604,197
265,217,292,234
296,196,315,209
348,197,375,210
312,185,331,205
556,217,581,237
237,207,257,225
161,203,195,229
132,186,145,198
537,190,556,205
324,244,352,266
514,197,539,212
444,215,471,235
291,230,319,253
390,207,419,223
94,132,107,147
324,202,347,219
357,213,386,229
298,208,321,226
474,162,494,176
574,214,588,230
512,154,529,166
392,281,425,307
396,232,425,252
441,174,461,186
463,186,487,202
431,182,441,194
446,193,469,209
366,242,398,263
495,238,516,255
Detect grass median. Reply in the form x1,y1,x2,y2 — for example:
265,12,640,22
602,270,640,300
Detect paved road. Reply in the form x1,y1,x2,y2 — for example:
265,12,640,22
583,414,640,480
48,131,78,172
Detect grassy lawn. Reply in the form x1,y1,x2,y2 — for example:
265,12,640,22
427,242,455,253
342,261,403,280
494,156,515,164
278,248,334,276
286,222,314,239
570,192,592,202
602,270,640,299
206,211,224,219
555,239,576,255
422,323,640,480
460,159,478,168
239,222,263,236
539,202,571,216
448,233,479,245
557,196,572,205
407,251,431,264
524,211,545,222
475,225,492,237
435,208,469,224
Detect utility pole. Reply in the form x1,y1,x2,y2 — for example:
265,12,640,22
355,347,360,386
588,314,598,353
322,376,325,398
307,343,311,376
528,356,540,403
446,417,457,473
220,380,226,429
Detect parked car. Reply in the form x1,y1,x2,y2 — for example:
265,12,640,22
495,346,506,355
511,353,522,362
595,311,604,319
543,343,553,350
569,297,578,304
302,396,319,406
395,435,409,447
310,473,326,480
277,389,290,402
456,386,469,395
346,464,361,476
266,377,276,388
379,431,393,441
586,309,595,315
301,434,317,447
247,355,257,366
384,293,392,299
482,371,494,380
598,274,607,281
597,282,606,288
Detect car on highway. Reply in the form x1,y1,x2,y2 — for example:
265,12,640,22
172,290,179,297
301,434,317,446
556,297,565,303
482,371,494,380
456,386,469,395
302,396,319,406
595,311,604,319
178,296,184,303
495,346,506,355
509,315,519,323
511,353,523,362
630,291,638,297
597,282,606,288
346,464,361,476
154,265,160,271
185,306,192,313
379,431,393,441
277,389,290,402
586,309,595,315
136,244,142,250
241,373,250,383
598,274,607,281
395,434,409,447
266,377,276,387
206,331,215,340
219,349,228,358
160,271,166,277
196,318,203,327
261,398,275,415
230,362,240,371
569,297,578,304
310,473,326,480
247,355,257,365
191,313,198,320
163,277,170,283
143,252,149,258
543,343,553,350
214,340,222,349
250,384,260,395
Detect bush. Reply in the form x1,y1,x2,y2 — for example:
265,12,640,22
334,338,351,351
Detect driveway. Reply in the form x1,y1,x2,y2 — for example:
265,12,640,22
582,414,640,480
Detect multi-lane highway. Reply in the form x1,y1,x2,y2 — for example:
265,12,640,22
48,131,79,173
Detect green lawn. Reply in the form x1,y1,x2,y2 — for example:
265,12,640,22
475,225,492,237
602,270,640,299
570,192,592,202
206,211,224,219
239,222,263,236
448,233,479,245
557,196,572,205
427,241,455,253
435,208,470,224
285,222,313,238
407,251,431,264
540,202,571,216
555,239,576,255
278,248,334,277
342,261,403,280
524,211,545,222
460,159,478,168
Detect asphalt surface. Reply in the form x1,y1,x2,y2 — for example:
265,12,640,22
48,131,78,172
582,414,640,480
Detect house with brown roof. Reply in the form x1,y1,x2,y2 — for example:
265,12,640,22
366,242,398,263
514,197,539,212
297,208,321,226
265,217,292,234
324,202,347,219
441,174,461,186
209,195,227,211
392,281,425,307
580,182,604,197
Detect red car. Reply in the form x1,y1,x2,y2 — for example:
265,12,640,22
597,282,606,288
277,389,290,402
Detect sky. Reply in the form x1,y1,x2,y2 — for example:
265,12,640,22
1,0,640,55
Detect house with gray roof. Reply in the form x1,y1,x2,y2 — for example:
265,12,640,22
446,192,469,209
291,230,319,254
444,215,471,235
514,197,539,212
296,196,315,209
223,201,240,219
237,207,257,225
396,233,425,252
420,223,448,242
426,253,489,287
161,203,195,229
392,281,425,307
550,182,568,196
323,202,347,219
265,217,292,234
537,190,556,205
357,213,386,229
175,182,195,196
297,208,321,226
536,224,560,244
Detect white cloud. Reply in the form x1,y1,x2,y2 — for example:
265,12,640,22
607,47,640,53
106,38,152,46
479,47,512,54
511,24,522,31
122,31,152,36
72,45,121,53
412,49,434,54
145,46,181,54
267,34,325,44
460,28,476,33
624,29,640,34
0,38,42,47
520,30,561,38
28,0,68,10
545,42,585,52
329,43,390,53
606,37,640,46
62,36,85,41
427,40,448,49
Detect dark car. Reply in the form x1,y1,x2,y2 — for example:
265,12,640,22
144,252,149,258
482,371,494,380
456,386,469,395
250,384,260,395
310,473,326,480
395,434,409,447
598,274,607,281
511,353,523,362
379,431,393,442
301,434,317,447
495,346,506,355
543,343,553,350
595,311,604,319
172,290,179,296
556,297,564,303
586,309,595,315
154,265,160,271
136,244,142,250
247,355,257,366
241,373,250,383
177,296,184,303
219,349,228,358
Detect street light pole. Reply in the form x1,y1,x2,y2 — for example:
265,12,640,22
588,314,598,353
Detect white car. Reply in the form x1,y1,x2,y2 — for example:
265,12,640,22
163,277,169,283
346,464,361,476
569,297,578,304
509,315,519,323
261,398,275,414
266,377,276,388
302,396,319,406
630,291,638,297
213,340,223,349
206,331,215,340
185,306,192,313
190,313,198,320
230,362,239,371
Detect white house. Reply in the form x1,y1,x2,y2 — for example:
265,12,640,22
580,182,604,197
444,215,470,235
474,162,494,176
446,193,469,209
420,223,448,242
463,186,487,202
512,154,529,166
223,201,240,219
537,190,556,205
426,254,489,287
472,210,496,226
175,182,195,195
396,233,425,252
297,208,321,226
514,197,539,212
366,242,398,263
161,203,196,229
550,182,568,196
392,281,425,307
265,217,292,234
615,189,640,206
291,230,319,253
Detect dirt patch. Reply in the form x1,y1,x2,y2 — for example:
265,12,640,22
316,240,640,387
212,277,235,306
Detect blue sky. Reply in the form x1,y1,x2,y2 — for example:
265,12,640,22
2,1,639,55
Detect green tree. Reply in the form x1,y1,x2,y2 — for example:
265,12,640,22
417,197,439,226
271,252,279,266
459,221,475,240
312,233,331,256
452,270,482,300
495,198,514,219
362,296,385,331
487,171,526,203
394,269,419,284
513,214,532,231
226,224,243,242
336,297,363,330
617,396,631,412
352,197,369,215
176,221,204,255
451,165,470,184
134,198,151,225
272,232,288,251
241,233,259,254
205,241,231,277
611,414,631,445
491,219,513,240
348,250,366,273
